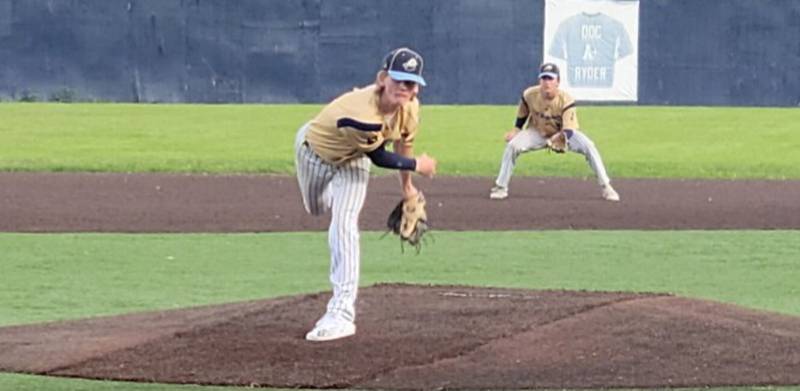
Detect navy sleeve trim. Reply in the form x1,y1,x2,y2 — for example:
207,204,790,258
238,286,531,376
365,144,417,171
337,117,382,131
562,102,577,111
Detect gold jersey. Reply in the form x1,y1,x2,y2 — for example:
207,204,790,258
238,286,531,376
305,84,419,165
517,86,579,137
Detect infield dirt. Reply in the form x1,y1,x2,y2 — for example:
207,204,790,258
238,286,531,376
2,173,800,232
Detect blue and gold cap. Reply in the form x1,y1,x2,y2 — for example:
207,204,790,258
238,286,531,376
538,62,560,79
383,47,426,86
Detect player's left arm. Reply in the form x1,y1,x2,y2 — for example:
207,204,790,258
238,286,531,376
561,96,579,133
546,98,579,153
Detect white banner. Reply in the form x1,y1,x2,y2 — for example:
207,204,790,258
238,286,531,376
543,0,639,101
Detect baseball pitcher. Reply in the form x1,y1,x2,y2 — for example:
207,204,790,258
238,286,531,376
295,47,436,342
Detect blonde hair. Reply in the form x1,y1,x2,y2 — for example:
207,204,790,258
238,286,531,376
375,70,388,93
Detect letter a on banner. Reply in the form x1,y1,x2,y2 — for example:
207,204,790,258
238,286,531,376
543,0,639,101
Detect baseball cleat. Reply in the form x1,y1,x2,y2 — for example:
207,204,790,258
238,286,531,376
489,186,508,200
305,312,356,342
305,321,356,342
601,184,620,202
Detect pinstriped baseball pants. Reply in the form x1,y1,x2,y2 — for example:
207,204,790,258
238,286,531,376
494,128,611,189
294,123,370,323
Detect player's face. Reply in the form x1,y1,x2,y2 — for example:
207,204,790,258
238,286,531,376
382,77,419,107
539,75,559,98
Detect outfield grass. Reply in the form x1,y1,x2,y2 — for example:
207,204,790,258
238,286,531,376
1,103,799,178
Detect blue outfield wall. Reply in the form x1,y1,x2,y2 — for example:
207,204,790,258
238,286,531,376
0,0,798,106
639,0,800,106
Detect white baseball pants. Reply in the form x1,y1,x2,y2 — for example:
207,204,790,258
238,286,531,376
294,123,370,323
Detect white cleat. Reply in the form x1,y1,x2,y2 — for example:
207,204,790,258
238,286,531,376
489,186,508,200
602,184,620,202
305,314,356,342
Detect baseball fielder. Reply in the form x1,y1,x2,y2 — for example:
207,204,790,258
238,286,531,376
295,47,437,342
490,63,619,202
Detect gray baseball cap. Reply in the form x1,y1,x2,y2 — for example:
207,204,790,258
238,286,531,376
382,47,427,86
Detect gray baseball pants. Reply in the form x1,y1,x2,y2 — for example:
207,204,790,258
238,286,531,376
494,129,611,189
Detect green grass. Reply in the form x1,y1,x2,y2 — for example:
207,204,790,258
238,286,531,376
1,103,799,178
2,231,798,326
0,375,794,391
0,374,252,391
0,103,317,173
1,231,799,391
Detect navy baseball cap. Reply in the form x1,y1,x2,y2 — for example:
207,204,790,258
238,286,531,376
383,47,427,86
538,62,560,79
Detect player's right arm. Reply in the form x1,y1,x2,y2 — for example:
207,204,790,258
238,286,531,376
505,94,530,142
334,119,412,171
393,140,436,200
336,118,432,176
364,143,417,171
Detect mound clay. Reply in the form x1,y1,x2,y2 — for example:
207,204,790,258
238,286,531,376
1,284,799,389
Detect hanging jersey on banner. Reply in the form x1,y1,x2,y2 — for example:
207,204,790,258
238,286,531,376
543,0,640,101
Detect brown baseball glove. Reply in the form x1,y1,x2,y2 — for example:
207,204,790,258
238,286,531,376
386,192,430,253
546,131,569,153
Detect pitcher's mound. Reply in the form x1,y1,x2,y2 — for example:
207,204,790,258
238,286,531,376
1,284,799,389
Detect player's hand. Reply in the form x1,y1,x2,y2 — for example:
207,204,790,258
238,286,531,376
415,154,437,178
402,184,419,200
504,129,520,142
